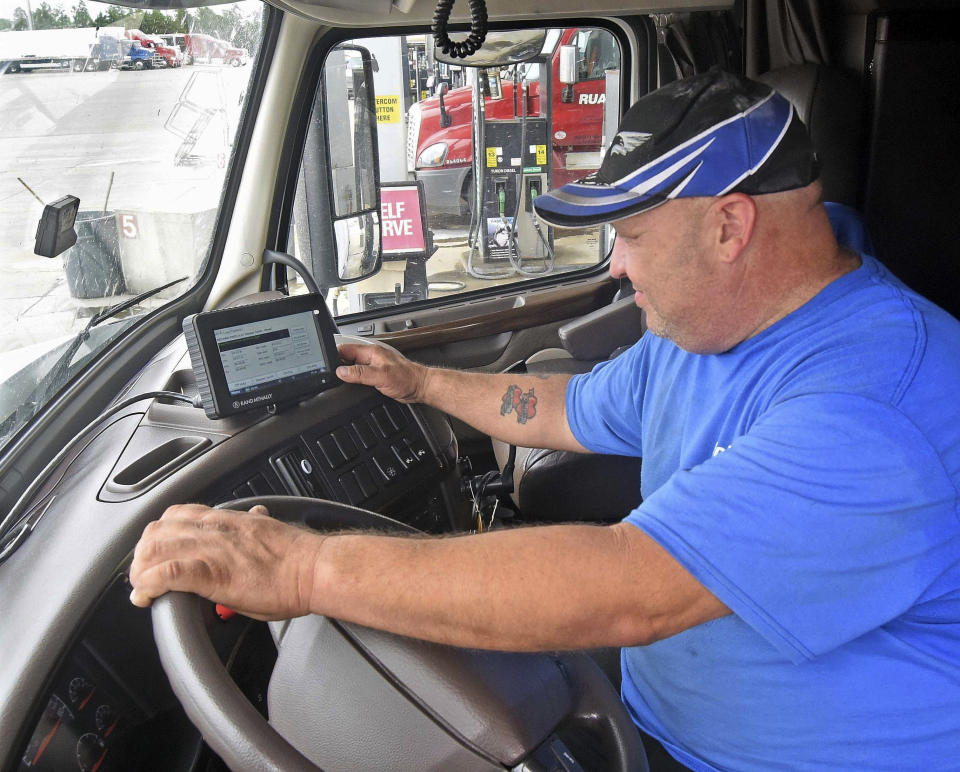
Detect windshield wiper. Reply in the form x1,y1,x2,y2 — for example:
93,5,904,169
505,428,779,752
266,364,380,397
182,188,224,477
86,276,190,331
37,276,189,408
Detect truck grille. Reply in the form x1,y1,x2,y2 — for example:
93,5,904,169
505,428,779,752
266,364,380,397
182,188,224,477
152,54,164,67
406,102,421,173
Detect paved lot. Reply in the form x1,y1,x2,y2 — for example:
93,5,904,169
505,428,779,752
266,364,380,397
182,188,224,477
0,64,248,371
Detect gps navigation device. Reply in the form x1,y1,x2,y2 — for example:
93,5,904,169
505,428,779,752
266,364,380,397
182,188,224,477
183,294,340,419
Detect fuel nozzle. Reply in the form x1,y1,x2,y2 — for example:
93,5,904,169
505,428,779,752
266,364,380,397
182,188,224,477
496,181,507,216
524,176,542,212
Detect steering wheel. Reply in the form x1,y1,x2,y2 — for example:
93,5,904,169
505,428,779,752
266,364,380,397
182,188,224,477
151,496,648,771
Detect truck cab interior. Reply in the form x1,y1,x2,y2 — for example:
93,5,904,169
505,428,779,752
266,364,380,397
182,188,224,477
1,0,958,770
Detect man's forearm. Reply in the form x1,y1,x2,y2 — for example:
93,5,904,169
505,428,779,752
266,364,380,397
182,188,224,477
336,342,586,452
419,367,585,452
128,506,730,647
308,522,730,651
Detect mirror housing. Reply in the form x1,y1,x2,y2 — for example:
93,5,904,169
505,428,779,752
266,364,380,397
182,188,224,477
559,44,576,103
321,45,382,285
558,44,577,85
34,195,79,258
434,29,546,68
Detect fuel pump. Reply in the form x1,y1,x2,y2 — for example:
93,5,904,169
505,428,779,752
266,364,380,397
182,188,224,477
465,59,554,278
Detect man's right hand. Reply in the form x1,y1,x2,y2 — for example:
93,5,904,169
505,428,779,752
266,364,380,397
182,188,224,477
336,343,429,403
337,342,584,453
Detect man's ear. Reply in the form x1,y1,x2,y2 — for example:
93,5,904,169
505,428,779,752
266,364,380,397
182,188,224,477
711,193,756,263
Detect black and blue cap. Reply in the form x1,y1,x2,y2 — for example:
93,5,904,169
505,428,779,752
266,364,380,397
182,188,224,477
533,68,819,228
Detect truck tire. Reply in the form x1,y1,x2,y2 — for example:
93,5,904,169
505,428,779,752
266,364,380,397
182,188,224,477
460,171,475,218
133,60,145,71
230,58,240,67
8,62,20,74
72,59,85,72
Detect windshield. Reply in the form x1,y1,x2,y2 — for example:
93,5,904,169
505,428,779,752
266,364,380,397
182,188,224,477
0,0,265,453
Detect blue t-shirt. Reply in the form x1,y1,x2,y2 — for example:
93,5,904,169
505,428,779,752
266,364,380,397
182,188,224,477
566,255,960,771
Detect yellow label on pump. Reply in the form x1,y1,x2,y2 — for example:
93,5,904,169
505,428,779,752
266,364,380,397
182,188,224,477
536,144,547,165
375,95,401,123
486,147,498,168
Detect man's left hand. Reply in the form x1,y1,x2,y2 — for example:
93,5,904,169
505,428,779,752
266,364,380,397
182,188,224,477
128,503,324,621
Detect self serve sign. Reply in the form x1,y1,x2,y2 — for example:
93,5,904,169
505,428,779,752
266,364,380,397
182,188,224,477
380,185,426,256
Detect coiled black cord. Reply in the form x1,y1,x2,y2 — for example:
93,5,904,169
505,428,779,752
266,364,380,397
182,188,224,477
432,0,488,59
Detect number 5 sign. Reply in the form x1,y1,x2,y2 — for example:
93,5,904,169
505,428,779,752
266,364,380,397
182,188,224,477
118,213,139,239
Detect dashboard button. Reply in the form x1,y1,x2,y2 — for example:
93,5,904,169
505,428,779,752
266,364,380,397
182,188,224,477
384,402,408,428
332,427,358,460
353,465,378,498
370,407,393,438
351,418,377,449
372,451,400,483
400,426,422,446
317,435,347,468
407,439,430,463
247,473,273,496
232,482,254,499
338,472,364,505
391,442,416,469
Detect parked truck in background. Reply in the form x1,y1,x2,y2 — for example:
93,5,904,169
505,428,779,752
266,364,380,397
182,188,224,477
158,32,186,60
125,29,183,67
0,26,125,73
216,38,249,66
174,32,248,66
407,27,616,216
115,37,159,69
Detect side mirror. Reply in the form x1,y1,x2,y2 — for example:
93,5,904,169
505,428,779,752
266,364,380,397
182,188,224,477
558,45,577,85
558,44,576,103
321,45,382,285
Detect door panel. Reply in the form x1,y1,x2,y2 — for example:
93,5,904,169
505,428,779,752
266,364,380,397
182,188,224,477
337,275,619,369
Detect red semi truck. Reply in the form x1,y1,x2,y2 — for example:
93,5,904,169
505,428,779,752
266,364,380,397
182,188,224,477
175,33,248,66
406,27,618,216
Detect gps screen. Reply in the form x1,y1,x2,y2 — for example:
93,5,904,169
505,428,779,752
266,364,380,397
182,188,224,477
214,310,328,397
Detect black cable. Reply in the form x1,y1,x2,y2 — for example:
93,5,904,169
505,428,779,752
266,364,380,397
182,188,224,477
261,250,322,295
0,390,200,565
432,0,488,60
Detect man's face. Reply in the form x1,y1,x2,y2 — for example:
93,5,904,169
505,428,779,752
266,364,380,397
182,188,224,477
609,199,720,351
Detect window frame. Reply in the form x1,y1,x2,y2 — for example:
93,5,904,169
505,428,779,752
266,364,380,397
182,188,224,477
268,17,643,323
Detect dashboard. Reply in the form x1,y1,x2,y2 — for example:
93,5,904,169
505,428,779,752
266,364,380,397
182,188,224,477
2,332,468,772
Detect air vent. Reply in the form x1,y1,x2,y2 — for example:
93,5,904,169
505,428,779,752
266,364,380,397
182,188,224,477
272,447,324,498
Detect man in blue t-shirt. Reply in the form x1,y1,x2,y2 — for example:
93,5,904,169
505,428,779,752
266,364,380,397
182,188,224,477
131,70,960,770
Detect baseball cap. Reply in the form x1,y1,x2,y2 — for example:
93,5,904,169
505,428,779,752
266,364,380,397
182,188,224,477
533,67,819,228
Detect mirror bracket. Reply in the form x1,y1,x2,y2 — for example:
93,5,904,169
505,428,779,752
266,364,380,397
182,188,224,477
439,87,452,128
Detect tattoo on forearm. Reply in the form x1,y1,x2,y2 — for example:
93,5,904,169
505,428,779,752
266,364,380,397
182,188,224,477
500,384,538,424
